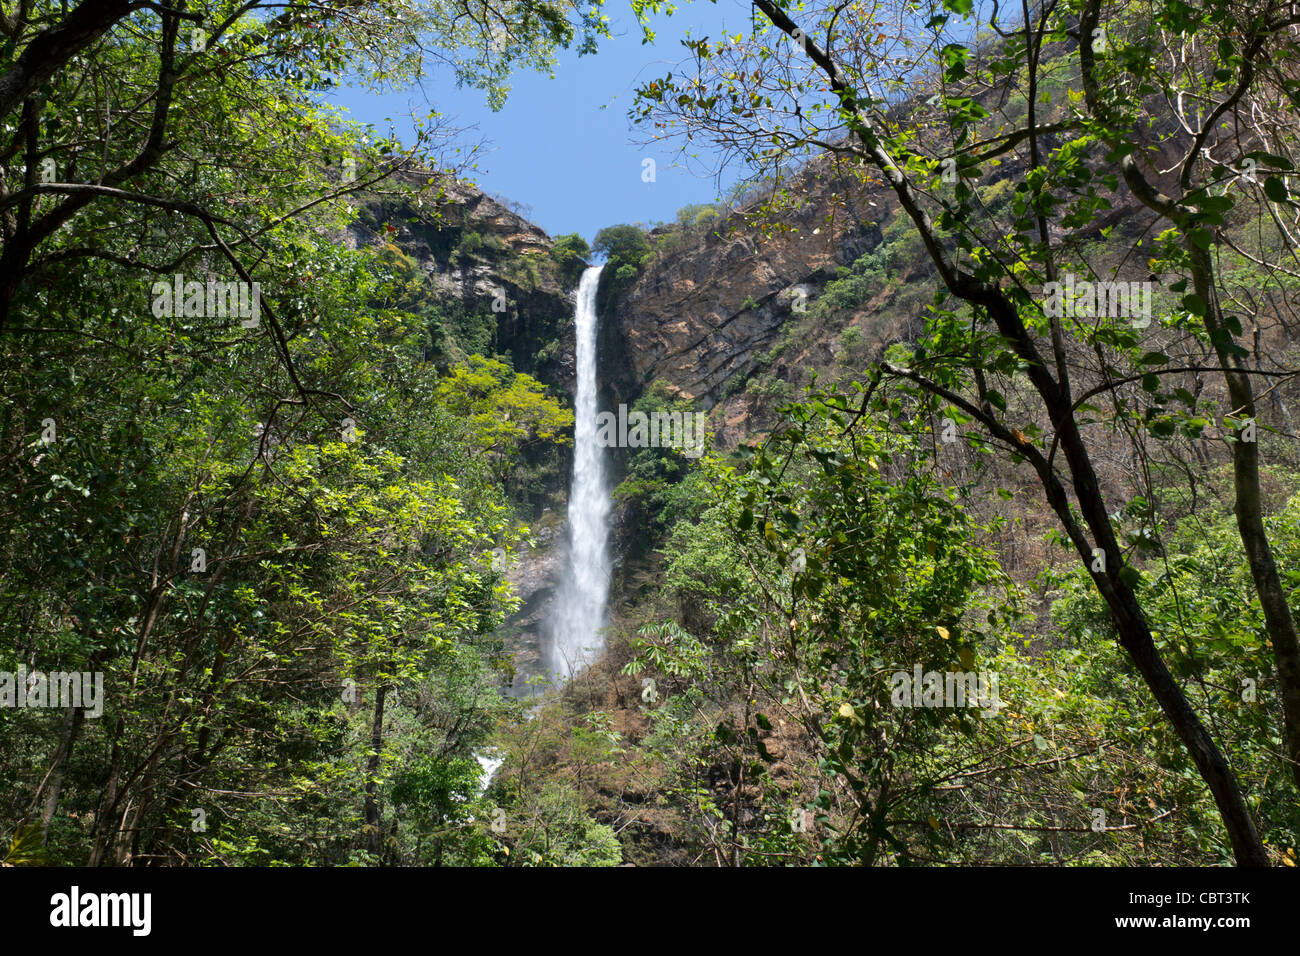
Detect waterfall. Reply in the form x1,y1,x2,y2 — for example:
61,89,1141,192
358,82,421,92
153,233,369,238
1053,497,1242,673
544,265,611,682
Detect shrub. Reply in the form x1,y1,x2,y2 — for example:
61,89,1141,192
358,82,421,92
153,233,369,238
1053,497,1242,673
550,233,591,288
593,224,652,265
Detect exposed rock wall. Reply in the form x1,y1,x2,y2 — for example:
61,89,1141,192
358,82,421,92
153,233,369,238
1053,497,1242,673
601,160,889,447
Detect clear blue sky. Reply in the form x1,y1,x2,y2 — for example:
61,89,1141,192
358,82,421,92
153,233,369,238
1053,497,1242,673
324,1,753,244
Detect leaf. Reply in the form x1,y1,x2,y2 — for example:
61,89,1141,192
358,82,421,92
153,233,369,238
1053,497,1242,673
958,646,976,670
936,625,950,639
2,822,49,866
839,702,856,719
1243,151,1294,171
1119,565,1143,588
941,44,969,82
1265,176,1289,203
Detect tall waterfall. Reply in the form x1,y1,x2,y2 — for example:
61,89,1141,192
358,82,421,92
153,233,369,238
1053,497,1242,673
544,265,611,681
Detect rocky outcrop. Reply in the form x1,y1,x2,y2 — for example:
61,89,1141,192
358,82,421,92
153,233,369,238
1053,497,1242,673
496,512,567,697
339,172,588,691
600,159,889,446
345,169,580,393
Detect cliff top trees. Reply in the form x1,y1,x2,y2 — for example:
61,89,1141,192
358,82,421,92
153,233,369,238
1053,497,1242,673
631,0,1300,864
551,232,592,286
593,223,652,263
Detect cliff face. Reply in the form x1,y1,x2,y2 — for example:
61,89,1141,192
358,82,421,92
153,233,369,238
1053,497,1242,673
344,171,580,395
600,133,1154,452
339,175,585,691
599,160,891,448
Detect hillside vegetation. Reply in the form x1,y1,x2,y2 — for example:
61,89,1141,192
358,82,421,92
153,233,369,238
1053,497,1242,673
3,0,1300,868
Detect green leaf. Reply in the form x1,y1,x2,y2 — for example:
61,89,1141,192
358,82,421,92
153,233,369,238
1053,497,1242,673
1244,151,1295,172
2,822,48,866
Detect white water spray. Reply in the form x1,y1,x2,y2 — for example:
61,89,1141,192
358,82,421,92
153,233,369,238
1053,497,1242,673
545,265,611,681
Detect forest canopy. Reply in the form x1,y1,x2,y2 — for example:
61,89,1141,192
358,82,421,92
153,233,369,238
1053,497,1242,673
2,0,1300,872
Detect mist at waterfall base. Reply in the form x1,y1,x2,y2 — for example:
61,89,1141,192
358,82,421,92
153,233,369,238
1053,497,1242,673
543,265,612,683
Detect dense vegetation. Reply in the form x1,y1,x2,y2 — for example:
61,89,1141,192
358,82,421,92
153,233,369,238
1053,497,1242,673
4,0,1300,869
0,0,610,866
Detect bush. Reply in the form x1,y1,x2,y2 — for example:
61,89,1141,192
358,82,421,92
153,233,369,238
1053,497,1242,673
595,224,654,311
457,231,484,256
550,233,591,288
593,224,651,265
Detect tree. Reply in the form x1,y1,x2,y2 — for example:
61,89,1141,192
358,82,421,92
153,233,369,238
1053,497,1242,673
0,0,609,328
550,232,592,286
0,0,599,863
592,223,652,264
632,0,1300,864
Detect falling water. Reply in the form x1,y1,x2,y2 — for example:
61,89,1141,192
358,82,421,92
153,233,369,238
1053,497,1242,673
544,265,610,682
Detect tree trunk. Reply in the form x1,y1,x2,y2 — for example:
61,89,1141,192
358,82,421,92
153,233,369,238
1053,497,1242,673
32,703,85,837
1190,245,1300,790
363,683,387,858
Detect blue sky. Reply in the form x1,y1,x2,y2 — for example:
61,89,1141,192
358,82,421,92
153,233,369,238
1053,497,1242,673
324,1,753,243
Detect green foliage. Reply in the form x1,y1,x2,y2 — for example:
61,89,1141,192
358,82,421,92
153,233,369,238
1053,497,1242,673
592,224,652,309
1046,496,1300,854
425,297,497,362
593,224,653,264
625,391,1034,863
2,822,50,866
550,232,592,287
610,382,708,554
458,231,485,256
435,356,573,452
0,0,604,864
506,783,623,866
